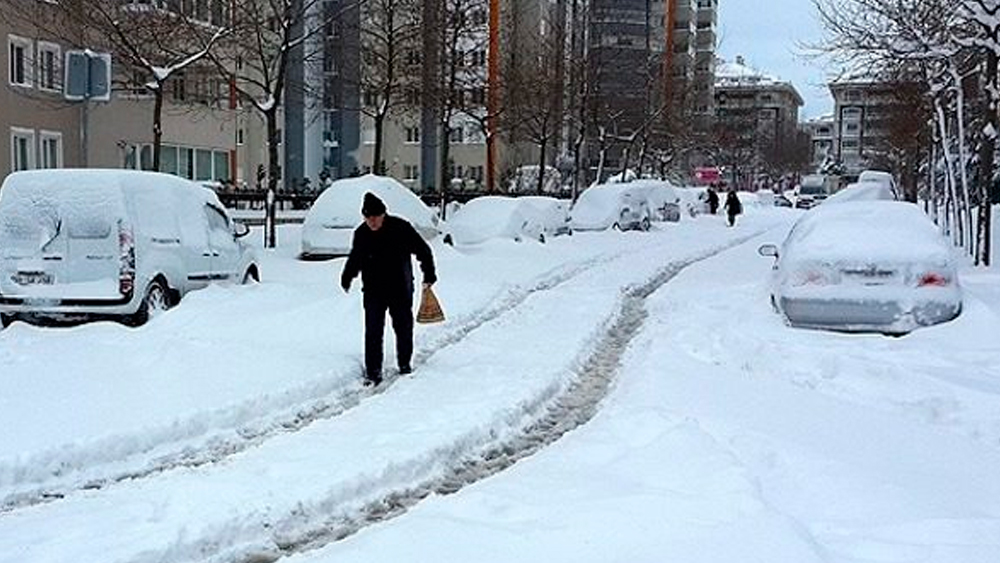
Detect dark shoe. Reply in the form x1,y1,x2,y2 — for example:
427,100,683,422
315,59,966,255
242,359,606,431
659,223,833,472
399,365,412,375
363,376,382,387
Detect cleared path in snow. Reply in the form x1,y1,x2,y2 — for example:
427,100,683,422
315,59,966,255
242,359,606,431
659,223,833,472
0,225,773,563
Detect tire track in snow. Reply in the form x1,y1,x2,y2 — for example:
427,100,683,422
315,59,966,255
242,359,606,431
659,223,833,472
0,251,626,514
214,233,763,563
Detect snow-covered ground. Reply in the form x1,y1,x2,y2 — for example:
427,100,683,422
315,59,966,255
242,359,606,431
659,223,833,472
1,205,998,563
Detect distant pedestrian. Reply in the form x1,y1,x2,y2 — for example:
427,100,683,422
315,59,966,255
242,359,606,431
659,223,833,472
707,187,720,215
724,189,742,227
341,192,437,387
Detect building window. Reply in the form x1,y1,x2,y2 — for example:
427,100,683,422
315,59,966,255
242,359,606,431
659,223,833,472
405,126,420,144
37,41,60,92
39,131,62,168
236,128,245,146
449,127,463,143
11,127,35,171
8,35,32,87
403,164,418,181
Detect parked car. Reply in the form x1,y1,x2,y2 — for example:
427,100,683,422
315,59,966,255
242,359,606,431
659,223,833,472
570,184,651,232
824,181,897,204
0,169,259,327
519,196,573,238
795,174,836,209
300,175,440,258
639,181,682,222
758,200,961,334
857,170,900,200
443,196,547,245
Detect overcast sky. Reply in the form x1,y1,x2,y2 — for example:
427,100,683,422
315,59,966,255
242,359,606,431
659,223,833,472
717,0,835,120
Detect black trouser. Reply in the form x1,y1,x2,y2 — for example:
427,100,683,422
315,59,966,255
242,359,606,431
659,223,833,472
364,291,414,379
727,213,737,226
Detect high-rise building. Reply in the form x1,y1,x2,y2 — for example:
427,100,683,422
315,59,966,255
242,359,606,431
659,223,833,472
584,0,718,182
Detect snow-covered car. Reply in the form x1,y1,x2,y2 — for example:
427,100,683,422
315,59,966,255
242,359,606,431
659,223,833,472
824,181,897,204
639,181,682,222
857,170,900,200
758,200,961,334
795,174,835,209
443,196,546,245
0,169,259,327
676,187,708,216
570,184,651,232
300,175,440,258
519,196,573,238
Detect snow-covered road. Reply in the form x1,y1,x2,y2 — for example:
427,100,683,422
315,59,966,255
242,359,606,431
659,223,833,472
2,207,999,563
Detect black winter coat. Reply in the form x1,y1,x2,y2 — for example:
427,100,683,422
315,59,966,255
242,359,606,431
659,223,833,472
341,215,437,297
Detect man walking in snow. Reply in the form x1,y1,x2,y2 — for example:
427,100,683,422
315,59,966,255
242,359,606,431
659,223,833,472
341,192,437,387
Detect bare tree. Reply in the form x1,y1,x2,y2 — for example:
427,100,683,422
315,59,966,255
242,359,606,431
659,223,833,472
209,0,358,248
813,0,997,264
356,0,422,174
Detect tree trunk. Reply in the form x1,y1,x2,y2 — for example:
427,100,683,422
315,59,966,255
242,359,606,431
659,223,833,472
934,99,962,246
373,111,386,175
152,87,164,172
265,109,281,249
977,50,997,266
536,138,547,194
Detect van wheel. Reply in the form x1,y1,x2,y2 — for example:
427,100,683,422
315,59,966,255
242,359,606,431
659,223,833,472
242,266,260,284
1,313,13,328
640,217,651,231
130,280,170,326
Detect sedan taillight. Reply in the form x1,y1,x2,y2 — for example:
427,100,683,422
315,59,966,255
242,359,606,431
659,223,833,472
917,272,951,287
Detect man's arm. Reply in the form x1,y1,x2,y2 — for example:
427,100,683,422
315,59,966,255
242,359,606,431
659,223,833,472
341,228,363,291
408,222,436,285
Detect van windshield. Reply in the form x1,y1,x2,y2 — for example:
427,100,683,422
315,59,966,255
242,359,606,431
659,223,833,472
799,185,826,196
0,181,120,251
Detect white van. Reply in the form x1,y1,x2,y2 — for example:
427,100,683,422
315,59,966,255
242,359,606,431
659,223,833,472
0,169,259,327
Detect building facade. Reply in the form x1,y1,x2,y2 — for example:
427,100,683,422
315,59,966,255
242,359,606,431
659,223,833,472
802,114,835,172
714,56,803,188
829,79,897,176
2,0,244,185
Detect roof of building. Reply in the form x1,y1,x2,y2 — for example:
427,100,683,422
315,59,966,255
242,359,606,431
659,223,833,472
715,56,804,106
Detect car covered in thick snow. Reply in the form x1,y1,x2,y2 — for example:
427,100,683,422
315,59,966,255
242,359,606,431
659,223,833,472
300,175,440,258
758,200,961,334
857,170,899,200
443,196,547,245
519,196,573,238
570,183,651,232
0,169,259,327
824,181,897,204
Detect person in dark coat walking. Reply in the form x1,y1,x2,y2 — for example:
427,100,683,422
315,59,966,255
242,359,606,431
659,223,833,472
723,189,742,227
706,187,720,215
341,192,437,386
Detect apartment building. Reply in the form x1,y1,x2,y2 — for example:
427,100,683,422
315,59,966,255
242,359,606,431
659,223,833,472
714,56,803,187
586,0,717,179
829,79,896,176
802,114,835,171
2,0,244,185
2,6,81,175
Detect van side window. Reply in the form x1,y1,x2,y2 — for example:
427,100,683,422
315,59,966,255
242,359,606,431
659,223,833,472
204,204,229,233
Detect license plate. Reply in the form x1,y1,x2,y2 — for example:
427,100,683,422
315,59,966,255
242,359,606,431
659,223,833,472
12,272,54,285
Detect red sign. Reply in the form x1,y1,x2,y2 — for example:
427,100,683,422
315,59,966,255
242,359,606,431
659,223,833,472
693,167,721,185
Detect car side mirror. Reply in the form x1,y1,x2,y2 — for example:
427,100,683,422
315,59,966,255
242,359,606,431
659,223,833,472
233,222,250,238
758,244,779,258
